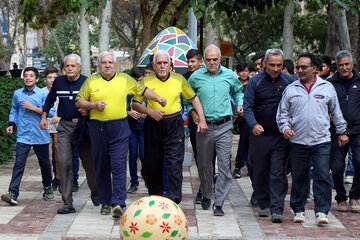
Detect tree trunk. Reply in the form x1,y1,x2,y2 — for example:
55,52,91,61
99,0,113,52
346,11,359,65
205,6,220,48
43,25,49,47
1,0,19,70
37,29,43,48
49,28,65,60
337,8,351,51
325,2,340,57
79,6,91,76
140,0,151,52
283,0,294,60
23,22,27,68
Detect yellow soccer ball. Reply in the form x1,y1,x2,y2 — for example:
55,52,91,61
120,195,188,240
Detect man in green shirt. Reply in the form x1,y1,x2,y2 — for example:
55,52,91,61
185,44,244,216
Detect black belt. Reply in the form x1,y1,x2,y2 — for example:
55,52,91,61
62,118,80,123
206,116,231,125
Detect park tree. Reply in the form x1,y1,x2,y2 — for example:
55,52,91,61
0,0,21,70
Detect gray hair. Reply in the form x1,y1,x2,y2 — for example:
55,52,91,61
264,49,284,62
204,44,221,58
335,50,353,64
154,50,171,63
98,51,117,64
64,54,81,66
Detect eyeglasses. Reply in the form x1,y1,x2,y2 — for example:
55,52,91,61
295,65,312,70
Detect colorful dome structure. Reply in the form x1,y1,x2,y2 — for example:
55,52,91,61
137,27,197,73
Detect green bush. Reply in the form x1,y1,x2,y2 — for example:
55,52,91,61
0,76,45,164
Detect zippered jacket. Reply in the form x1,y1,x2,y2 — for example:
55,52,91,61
276,76,347,146
327,70,360,134
243,71,294,136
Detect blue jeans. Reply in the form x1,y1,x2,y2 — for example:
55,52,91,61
290,142,332,214
346,147,354,177
9,143,52,197
128,130,144,185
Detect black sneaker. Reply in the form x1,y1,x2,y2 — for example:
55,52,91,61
194,192,202,204
201,198,211,210
1,191,18,206
57,206,76,214
250,192,258,207
101,204,112,215
72,179,79,192
213,204,224,216
258,208,270,217
91,190,100,206
232,168,241,179
52,178,59,191
127,183,138,194
271,213,283,223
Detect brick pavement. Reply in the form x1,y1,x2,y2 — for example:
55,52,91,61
0,136,360,239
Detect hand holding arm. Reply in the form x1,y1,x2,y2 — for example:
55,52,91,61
338,134,349,146
189,96,208,133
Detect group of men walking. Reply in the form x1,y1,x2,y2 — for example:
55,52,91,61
2,45,360,226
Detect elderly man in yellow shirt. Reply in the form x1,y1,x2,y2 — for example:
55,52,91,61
75,51,166,219
132,50,207,204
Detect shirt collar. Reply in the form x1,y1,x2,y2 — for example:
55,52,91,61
155,72,171,82
23,86,37,94
204,65,223,75
100,73,116,81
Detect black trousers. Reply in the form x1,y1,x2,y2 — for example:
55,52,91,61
331,133,360,202
143,114,184,204
249,134,288,214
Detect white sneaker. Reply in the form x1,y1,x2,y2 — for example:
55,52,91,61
315,212,329,225
293,212,305,223
345,176,353,184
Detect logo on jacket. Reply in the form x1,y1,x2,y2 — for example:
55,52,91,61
314,94,325,99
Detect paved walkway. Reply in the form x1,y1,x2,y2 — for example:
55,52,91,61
0,136,360,239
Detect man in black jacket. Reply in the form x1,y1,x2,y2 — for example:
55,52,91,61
328,50,360,213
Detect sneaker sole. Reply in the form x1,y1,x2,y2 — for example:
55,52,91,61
214,212,225,216
317,219,329,224
1,194,18,206
294,219,305,223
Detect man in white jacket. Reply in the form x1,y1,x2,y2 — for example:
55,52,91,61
276,52,348,225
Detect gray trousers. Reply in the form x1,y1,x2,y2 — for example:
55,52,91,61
196,120,233,207
57,120,97,207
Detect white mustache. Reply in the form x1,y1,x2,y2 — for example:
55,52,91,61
340,69,350,72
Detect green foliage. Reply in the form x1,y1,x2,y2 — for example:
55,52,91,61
306,0,360,13
34,13,98,67
222,5,284,63
20,0,108,28
0,77,22,164
190,0,280,27
293,8,327,55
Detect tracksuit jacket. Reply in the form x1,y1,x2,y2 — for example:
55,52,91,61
276,75,347,146
327,70,360,134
